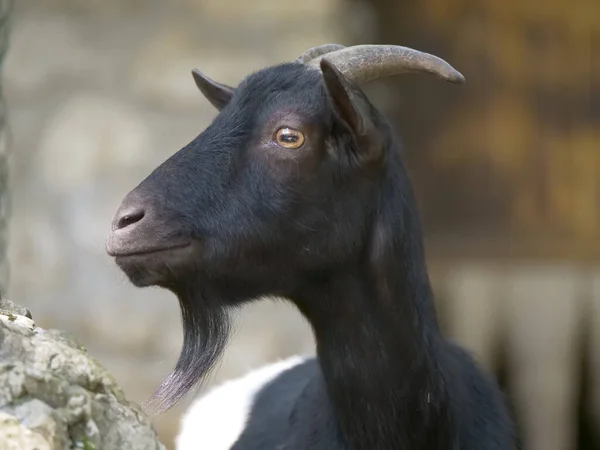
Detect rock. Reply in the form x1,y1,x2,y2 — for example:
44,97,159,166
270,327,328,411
0,411,52,450
0,304,165,450
0,298,31,319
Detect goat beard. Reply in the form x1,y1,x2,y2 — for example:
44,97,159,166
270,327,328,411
142,281,232,414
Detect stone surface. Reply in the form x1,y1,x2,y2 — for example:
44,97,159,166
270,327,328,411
0,412,51,450
0,305,165,450
0,298,31,318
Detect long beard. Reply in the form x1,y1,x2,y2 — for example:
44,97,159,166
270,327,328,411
143,282,232,414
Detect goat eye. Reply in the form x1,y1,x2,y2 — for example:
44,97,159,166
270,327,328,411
274,127,305,149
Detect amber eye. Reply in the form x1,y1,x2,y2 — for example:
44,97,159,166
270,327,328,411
274,127,305,149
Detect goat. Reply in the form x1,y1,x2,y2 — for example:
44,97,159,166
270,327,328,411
106,43,515,449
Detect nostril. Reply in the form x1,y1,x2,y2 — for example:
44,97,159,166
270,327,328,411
114,208,145,230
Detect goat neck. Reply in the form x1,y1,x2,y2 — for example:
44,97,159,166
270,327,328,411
293,156,452,450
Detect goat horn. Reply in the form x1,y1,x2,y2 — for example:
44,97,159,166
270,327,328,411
306,44,465,84
295,44,346,64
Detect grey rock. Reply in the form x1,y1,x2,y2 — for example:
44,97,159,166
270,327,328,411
0,298,31,319
0,304,165,450
0,411,52,450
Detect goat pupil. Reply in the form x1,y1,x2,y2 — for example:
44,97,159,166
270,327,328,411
283,135,297,143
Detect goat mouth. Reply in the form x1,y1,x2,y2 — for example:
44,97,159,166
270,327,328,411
108,242,193,259
110,241,200,288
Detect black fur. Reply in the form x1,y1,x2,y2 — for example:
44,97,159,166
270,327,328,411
233,353,512,450
107,59,515,449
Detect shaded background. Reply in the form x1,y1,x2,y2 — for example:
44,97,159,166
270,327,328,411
3,0,599,449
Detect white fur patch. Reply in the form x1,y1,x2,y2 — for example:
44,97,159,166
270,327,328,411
175,355,307,450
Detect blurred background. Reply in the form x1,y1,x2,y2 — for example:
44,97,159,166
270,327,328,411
1,0,598,448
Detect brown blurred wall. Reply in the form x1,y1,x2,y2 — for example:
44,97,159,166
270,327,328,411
358,0,600,261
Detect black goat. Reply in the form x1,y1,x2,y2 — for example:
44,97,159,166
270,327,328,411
106,44,515,449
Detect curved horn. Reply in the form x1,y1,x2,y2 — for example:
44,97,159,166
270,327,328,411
307,44,465,84
295,44,346,64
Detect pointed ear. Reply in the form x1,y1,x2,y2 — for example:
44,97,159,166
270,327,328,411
320,59,380,162
191,69,235,111
320,59,368,135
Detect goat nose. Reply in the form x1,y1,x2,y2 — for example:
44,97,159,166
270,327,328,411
112,206,145,231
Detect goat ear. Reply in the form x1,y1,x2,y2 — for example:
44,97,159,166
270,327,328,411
191,69,235,111
320,59,380,162
320,59,371,137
